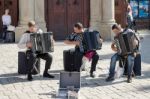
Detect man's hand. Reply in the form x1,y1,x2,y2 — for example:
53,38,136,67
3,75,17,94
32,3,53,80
111,43,117,52
51,36,55,45
64,40,80,46
134,52,137,57
26,42,32,48
73,41,80,46
98,38,103,43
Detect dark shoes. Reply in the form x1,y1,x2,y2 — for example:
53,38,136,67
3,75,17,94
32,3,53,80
82,68,86,71
127,76,132,83
27,74,33,81
43,72,55,78
106,76,115,82
106,75,133,83
27,72,54,81
90,72,95,78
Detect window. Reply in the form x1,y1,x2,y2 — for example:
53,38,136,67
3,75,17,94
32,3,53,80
130,0,150,18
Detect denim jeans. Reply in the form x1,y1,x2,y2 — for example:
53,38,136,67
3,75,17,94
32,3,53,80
109,53,134,77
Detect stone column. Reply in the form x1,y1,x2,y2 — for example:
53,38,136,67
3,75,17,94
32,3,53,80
34,0,47,32
15,0,46,42
15,0,34,42
90,0,102,31
100,0,115,40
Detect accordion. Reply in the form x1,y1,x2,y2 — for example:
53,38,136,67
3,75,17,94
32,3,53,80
30,32,54,54
114,32,138,56
83,30,102,51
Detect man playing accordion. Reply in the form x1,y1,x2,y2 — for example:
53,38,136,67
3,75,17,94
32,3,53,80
64,22,103,78
18,21,55,81
106,24,139,83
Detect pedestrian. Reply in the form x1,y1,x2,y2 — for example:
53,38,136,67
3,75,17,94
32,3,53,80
126,3,134,30
2,9,12,42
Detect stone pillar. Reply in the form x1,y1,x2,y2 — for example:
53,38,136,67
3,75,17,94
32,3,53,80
15,0,34,42
90,0,102,31
15,0,46,42
100,0,115,40
34,0,47,32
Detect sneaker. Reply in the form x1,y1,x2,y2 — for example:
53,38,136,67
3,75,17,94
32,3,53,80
81,68,86,71
27,74,33,81
127,76,132,83
106,76,115,82
90,72,95,78
132,73,135,77
43,72,55,78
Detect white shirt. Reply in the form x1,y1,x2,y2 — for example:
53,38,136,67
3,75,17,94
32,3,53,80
18,29,43,49
2,15,11,26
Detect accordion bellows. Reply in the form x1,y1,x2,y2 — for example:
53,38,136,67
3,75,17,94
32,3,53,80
83,30,102,51
114,32,137,56
30,32,54,54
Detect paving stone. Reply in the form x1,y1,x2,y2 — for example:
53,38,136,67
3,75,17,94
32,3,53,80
0,31,150,99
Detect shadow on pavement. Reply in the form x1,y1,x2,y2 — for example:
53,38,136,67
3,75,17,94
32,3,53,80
0,70,62,85
81,75,125,87
137,85,150,92
39,91,57,98
135,70,150,80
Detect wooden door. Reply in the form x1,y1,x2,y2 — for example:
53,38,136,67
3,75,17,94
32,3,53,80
115,0,128,28
45,0,90,40
45,0,67,40
4,0,18,27
0,0,18,37
0,0,4,34
67,0,90,34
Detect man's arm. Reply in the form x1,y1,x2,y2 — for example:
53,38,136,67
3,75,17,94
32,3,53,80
64,40,80,46
99,38,103,43
18,34,30,49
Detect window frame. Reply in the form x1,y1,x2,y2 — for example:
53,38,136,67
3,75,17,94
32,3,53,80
129,0,150,19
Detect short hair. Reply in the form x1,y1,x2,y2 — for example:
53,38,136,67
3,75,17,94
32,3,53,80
5,9,9,11
4,9,9,14
28,21,36,27
74,22,83,30
112,24,120,30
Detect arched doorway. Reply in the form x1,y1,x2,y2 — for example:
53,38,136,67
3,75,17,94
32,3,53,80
0,0,18,38
45,0,90,40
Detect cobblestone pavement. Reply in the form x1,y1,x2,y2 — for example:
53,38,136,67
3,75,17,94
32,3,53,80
0,32,150,99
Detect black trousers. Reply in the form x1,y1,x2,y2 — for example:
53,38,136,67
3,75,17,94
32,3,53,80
26,50,53,74
90,52,99,73
80,49,99,73
2,25,7,40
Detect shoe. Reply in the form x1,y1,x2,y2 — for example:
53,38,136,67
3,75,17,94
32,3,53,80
127,76,132,83
43,72,55,78
90,73,95,78
27,74,33,81
132,73,135,77
106,76,114,82
82,68,86,71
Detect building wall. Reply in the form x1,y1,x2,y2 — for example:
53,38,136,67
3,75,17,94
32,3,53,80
115,0,150,29
15,0,115,42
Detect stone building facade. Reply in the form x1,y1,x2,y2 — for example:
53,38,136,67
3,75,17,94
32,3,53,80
14,0,115,42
